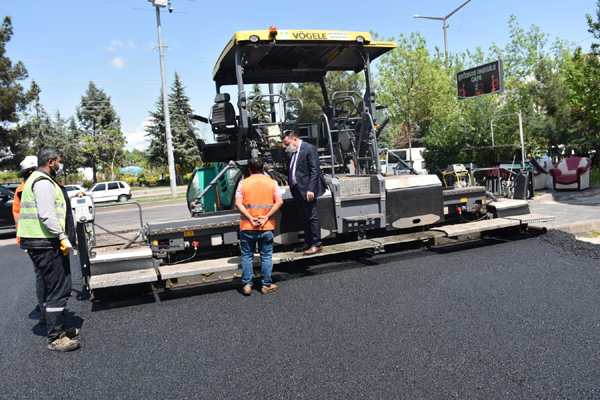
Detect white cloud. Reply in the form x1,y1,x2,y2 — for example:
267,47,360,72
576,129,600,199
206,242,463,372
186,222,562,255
143,41,157,50
111,56,127,69
124,118,153,151
107,39,135,52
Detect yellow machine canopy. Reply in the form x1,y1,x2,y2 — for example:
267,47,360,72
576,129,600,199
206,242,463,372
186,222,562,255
212,28,397,87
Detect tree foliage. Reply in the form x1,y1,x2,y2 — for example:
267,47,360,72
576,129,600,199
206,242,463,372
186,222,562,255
249,84,271,123
588,1,600,55
375,32,454,150
76,81,123,182
81,124,126,181
0,16,36,169
146,72,200,183
284,71,364,122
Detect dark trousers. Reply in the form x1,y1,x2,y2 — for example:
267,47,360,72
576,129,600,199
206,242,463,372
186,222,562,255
33,264,46,314
27,248,72,342
292,185,322,247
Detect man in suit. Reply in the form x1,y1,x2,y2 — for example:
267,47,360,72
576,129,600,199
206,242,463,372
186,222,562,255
282,130,328,255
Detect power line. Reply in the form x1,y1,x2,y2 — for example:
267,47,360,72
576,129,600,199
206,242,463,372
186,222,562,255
575,36,593,45
35,78,210,83
64,0,191,14
23,59,211,64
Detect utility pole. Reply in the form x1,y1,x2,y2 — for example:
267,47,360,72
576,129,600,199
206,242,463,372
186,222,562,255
413,0,472,68
149,0,177,198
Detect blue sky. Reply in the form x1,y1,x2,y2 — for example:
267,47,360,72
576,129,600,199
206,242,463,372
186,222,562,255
3,0,596,151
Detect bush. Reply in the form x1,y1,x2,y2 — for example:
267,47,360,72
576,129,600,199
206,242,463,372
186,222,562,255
0,170,20,183
590,165,599,186
83,179,93,188
123,176,137,187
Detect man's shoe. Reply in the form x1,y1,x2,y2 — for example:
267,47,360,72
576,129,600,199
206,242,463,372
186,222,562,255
242,285,252,295
48,336,80,352
59,328,79,339
261,284,278,294
303,245,323,255
38,314,47,326
294,243,311,253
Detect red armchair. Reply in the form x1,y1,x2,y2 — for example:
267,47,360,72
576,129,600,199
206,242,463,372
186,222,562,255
549,157,591,191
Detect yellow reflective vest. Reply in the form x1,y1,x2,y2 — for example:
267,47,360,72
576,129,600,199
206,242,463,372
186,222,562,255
16,171,66,239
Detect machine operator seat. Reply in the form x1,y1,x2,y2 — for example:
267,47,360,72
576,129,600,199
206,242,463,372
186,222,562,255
210,93,237,142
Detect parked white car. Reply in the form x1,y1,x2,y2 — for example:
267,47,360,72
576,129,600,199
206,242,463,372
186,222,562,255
63,184,86,199
87,181,132,203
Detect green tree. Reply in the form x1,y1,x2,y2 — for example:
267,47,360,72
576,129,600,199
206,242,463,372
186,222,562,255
146,72,200,183
375,32,453,150
17,81,54,149
249,84,270,123
588,0,600,55
490,16,550,84
82,124,126,181
124,149,147,166
76,81,121,182
284,71,364,123
565,48,600,161
53,112,86,177
0,16,35,169
523,58,576,151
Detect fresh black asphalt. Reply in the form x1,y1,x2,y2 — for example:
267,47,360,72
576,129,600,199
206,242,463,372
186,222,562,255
1,230,599,399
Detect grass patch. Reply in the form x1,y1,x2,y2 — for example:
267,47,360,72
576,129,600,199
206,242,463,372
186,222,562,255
586,230,600,239
130,185,186,191
133,195,187,203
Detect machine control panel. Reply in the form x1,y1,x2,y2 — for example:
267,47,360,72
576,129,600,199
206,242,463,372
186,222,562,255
72,194,95,223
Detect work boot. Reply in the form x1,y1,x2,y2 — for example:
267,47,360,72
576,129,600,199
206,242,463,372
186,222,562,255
47,336,80,352
59,328,79,339
261,284,278,294
242,285,252,296
38,314,47,326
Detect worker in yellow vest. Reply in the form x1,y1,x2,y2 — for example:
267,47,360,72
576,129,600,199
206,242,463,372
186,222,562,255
235,157,283,295
13,155,48,325
17,147,80,352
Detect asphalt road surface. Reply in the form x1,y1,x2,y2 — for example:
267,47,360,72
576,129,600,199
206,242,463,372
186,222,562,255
1,229,600,399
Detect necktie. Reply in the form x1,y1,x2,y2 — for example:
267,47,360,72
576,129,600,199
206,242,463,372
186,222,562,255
289,153,297,187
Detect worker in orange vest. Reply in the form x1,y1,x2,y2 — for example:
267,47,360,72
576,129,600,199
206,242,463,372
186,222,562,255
235,157,283,295
13,156,38,240
13,155,48,325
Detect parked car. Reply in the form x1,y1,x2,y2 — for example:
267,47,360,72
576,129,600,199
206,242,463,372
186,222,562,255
87,181,132,203
0,185,15,230
63,184,86,199
0,183,20,194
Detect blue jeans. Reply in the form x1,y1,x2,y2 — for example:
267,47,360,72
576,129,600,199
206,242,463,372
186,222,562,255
240,230,274,287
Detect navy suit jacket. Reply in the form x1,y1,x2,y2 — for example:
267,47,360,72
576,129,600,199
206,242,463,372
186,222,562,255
291,141,327,200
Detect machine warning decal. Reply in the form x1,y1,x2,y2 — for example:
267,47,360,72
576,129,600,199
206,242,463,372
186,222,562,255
277,31,351,40
327,32,350,40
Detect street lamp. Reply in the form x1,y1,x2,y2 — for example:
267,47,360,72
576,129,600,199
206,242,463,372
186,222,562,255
149,0,177,198
413,0,471,68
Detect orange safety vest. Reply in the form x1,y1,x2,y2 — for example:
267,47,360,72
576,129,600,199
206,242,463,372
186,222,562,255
12,181,25,244
239,175,277,231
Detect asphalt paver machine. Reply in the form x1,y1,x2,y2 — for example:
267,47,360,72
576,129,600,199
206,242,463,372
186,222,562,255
75,28,553,300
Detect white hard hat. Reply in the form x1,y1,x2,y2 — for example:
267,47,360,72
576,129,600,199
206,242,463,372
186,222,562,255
20,155,38,170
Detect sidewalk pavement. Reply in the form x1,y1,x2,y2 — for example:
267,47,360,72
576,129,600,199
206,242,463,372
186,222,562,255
528,185,600,240
130,185,187,200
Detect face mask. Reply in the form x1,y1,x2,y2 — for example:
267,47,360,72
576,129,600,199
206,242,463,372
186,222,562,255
52,161,64,177
286,145,297,153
